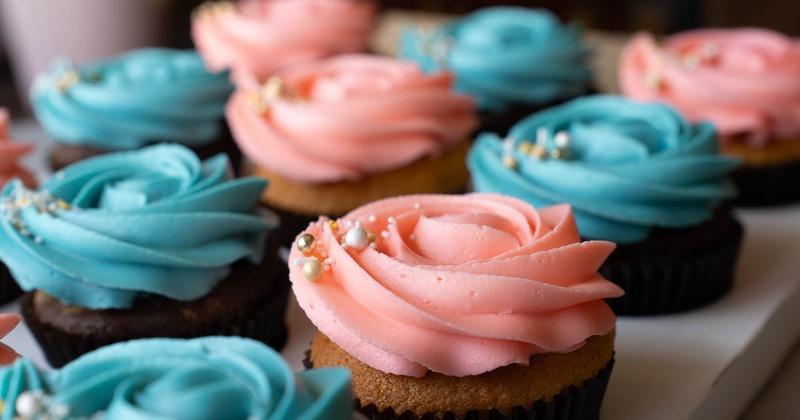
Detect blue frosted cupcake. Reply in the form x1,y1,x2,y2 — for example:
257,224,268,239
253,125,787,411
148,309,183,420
469,95,744,315
0,336,352,419
400,6,593,135
0,144,289,367
30,48,235,171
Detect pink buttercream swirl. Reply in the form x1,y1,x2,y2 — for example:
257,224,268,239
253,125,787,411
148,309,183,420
290,193,623,377
227,54,477,182
620,29,800,148
0,109,34,188
192,0,376,85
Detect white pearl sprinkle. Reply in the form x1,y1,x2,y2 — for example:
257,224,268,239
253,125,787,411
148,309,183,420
380,230,390,239
369,242,378,249
50,404,70,418
368,214,377,223
344,220,353,229
16,391,43,417
554,131,571,148
409,234,416,241
387,217,397,225
536,127,548,146
354,220,363,229
324,257,335,265
344,228,370,251
414,203,421,209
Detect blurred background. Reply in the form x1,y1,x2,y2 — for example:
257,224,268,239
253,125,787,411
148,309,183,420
1,0,799,116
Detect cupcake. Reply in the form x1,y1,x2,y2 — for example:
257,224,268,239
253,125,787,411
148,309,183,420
30,48,235,171
0,313,21,365
192,0,376,86
228,54,478,246
619,28,800,206
0,109,35,304
399,6,593,136
0,144,289,367
469,95,743,315
292,193,623,419
0,336,352,419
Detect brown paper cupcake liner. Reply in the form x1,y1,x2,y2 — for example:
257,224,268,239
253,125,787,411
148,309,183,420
0,262,23,304
729,160,800,207
22,282,289,368
22,235,290,368
305,352,615,420
599,212,744,316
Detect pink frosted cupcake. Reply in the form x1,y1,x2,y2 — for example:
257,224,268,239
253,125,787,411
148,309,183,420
227,54,478,245
292,193,623,419
0,109,35,303
620,28,800,205
192,0,376,86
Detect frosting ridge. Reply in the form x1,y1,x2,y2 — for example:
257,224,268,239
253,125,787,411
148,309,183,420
619,29,800,147
290,193,622,377
192,0,376,85
0,144,274,309
469,95,739,243
30,49,233,150
228,54,477,183
0,337,352,420
399,6,592,111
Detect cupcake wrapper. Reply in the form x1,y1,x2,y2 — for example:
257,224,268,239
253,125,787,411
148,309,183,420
0,262,23,305
23,284,289,368
305,353,615,420
729,160,800,207
600,217,744,316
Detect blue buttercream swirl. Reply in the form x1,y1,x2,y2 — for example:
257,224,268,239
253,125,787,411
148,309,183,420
399,7,592,112
0,144,275,309
0,337,352,420
468,95,739,243
30,48,233,150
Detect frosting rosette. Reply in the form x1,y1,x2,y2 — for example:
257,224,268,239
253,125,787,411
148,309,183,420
30,48,233,150
619,29,800,147
399,7,592,112
0,109,34,188
227,54,477,183
0,144,275,309
469,95,739,243
192,0,376,85
0,337,352,420
290,193,622,377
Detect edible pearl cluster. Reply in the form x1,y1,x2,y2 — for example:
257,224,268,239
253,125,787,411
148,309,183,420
645,41,721,92
415,22,453,69
246,76,305,114
293,218,380,282
502,127,572,169
1,182,71,241
1,389,103,420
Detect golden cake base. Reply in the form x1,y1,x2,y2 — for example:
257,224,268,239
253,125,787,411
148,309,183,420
309,331,615,419
242,141,470,216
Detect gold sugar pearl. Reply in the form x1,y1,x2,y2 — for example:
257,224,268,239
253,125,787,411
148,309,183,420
296,233,316,255
502,156,518,170
302,259,323,282
529,145,547,160
328,220,339,233
367,230,377,243
518,141,533,154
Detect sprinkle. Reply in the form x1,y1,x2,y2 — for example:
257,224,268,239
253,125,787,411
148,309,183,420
55,70,80,94
387,216,397,225
354,220,363,229
502,156,518,169
368,214,377,223
645,71,663,91
296,233,317,255
380,230,390,239
293,257,317,267
536,127,548,147
409,234,416,241
370,242,378,249
414,202,421,209
328,220,339,233
344,228,370,251
302,259,323,282
554,131,571,148
16,391,43,417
